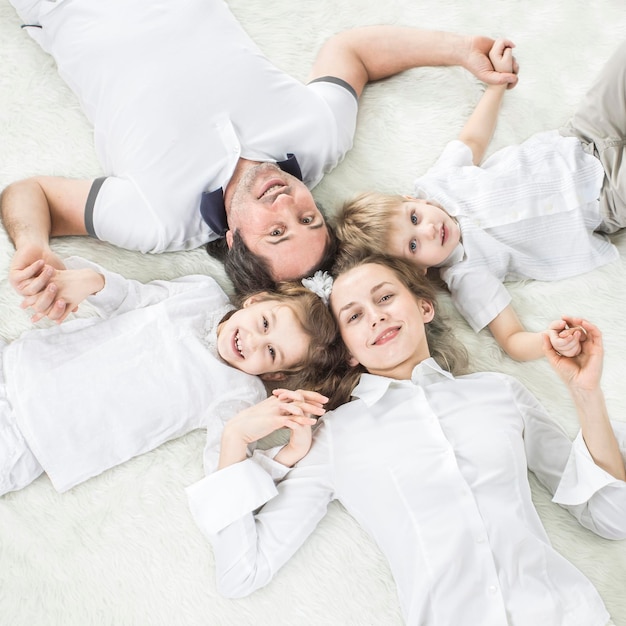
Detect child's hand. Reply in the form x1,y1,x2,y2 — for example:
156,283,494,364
219,389,326,469
20,266,104,324
546,318,587,358
272,390,327,466
488,38,515,74
224,390,325,446
542,318,604,393
274,421,314,468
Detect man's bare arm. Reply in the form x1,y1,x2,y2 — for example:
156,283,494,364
1,176,92,317
308,27,518,98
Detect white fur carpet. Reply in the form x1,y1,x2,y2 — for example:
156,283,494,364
1,0,626,624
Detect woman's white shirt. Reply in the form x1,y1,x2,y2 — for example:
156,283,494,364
187,358,626,625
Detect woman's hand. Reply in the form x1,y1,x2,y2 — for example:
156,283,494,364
545,318,587,358
543,317,603,392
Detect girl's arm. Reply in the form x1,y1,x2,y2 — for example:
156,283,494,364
20,263,104,323
20,256,222,323
457,39,512,165
489,305,587,362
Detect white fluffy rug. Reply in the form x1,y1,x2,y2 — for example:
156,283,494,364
1,0,626,624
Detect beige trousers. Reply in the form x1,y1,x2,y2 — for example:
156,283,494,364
561,40,626,233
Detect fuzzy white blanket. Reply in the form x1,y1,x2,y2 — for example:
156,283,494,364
1,1,625,624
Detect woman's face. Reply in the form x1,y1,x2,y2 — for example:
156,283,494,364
330,263,433,380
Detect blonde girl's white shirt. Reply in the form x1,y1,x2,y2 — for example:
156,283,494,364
188,359,626,626
412,130,618,331
2,257,266,492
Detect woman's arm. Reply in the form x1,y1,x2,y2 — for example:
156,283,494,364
543,318,625,480
512,368,626,540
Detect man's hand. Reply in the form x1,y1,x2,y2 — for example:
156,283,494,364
466,35,519,88
9,244,64,298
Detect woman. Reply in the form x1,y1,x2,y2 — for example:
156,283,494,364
187,254,626,626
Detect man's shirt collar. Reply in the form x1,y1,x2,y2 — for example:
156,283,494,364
199,153,303,236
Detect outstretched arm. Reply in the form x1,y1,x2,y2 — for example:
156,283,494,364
1,176,92,314
309,27,518,98
543,318,625,481
20,263,105,324
457,38,514,164
489,305,588,362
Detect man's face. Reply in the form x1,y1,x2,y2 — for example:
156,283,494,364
225,163,329,281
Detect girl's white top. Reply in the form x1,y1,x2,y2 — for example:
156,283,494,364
414,130,618,331
188,358,626,626
2,257,266,491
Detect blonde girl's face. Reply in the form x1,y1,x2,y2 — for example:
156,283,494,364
330,263,434,380
387,198,460,270
217,297,309,379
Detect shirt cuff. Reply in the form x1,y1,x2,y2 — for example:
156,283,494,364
186,459,278,535
251,446,292,481
63,255,128,314
552,430,625,506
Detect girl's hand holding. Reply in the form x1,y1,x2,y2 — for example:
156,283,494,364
21,266,103,324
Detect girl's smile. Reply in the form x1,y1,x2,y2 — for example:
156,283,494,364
217,298,309,377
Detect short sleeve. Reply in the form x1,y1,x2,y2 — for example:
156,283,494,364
88,176,212,253
307,79,358,171
441,265,512,332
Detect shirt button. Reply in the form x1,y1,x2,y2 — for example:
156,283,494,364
476,536,486,544
488,585,498,595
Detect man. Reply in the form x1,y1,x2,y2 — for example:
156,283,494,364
2,0,517,320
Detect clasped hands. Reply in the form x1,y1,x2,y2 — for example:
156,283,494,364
221,389,328,469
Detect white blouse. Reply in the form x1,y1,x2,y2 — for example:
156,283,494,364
3,257,266,492
188,358,626,626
